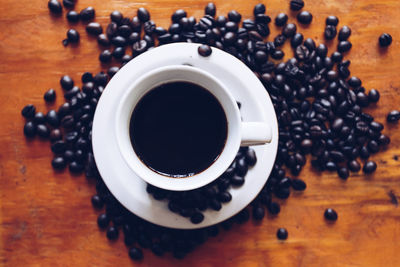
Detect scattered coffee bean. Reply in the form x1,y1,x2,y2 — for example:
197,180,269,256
297,11,312,24
190,211,204,224
34,112,46,124
253,3,265,15
275,13,288,27
86,22,103,36
198,44,212,57
137,7,150,22
324,25,337,40
276,228,288,240
387,110,400,122
363,160,377,174
97,213,109,229
91,195,104,209
23,121,36,137
129,247,144,261
66,29,80,43
106,226,119,240
379,33,392,47
21,104,36,119
66,10,79,22
60,75,74,90
51,156,66,170
326,15,339,26
80,7,95,21
37,124,50,138
338,26,351,41
268,202,280,215
48,0,62,14
44,89,56,102
282,23,297,38
324,208,338,221
290,0,304,11
252,206,265,220
63,0,75,8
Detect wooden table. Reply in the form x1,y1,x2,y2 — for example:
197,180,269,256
1,0,399,266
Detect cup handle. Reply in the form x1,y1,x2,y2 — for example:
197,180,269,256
240,122,272,146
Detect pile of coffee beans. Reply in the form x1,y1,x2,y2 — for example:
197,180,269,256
20,0,396,261
146,145,256,224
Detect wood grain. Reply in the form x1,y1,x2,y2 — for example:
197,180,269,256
1,0,400,266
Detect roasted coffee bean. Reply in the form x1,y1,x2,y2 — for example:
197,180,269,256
110,10,123,24
338,26,351,41
245,149,257,166
44,89,56,102
137,7,150,22
86,22,103,35
91,195,104,209
363,160,377,174
129,247,144,261
228,10,241,22
331,51,343,62
326,15,339,26
69,161,84,173
190,211,204,224
324,208,338,221
60,75,74,90
107,66,120,77
275,13,288,27
282,23,296,38
49,129,62,142
63,0,75,8
290,0,304,11
66,10,79,22
367,140,379,153
48,0,62,14
251,3,265,16
34,112,46,124
132,40,148,55
368,89,380,103
387,110,400,122
291,33,304,47
97,34,110,46
23,121,36,137
51,156,66,170
337,167,349,179
198,44,212,57
337,41,352,52
291,179,306,191
297,11,312,24
46,110,59,127
106,226,119,240
37,124,50,138
51,140,66,154
378,134,390,146
324,25,337,40
379,33,392,47
276,228,288,240
267,201,280,215
218,191,232,203
205,3,216,16
97,213,110,229
231,175,245,186
171,9,186,23
348,160,361,172
21,104,36,119
80,7,95,21
66,29,79,43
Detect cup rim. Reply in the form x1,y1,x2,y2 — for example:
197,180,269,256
115,65,241,191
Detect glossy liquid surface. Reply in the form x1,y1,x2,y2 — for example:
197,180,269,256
130,81,227,177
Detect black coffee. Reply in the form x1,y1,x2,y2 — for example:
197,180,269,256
129,81,227,178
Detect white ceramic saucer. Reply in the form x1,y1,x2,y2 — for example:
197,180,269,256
92,43,278,229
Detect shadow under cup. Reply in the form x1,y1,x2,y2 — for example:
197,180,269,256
116,65,241,191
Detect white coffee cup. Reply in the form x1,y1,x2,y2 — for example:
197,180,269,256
115,65,272,191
